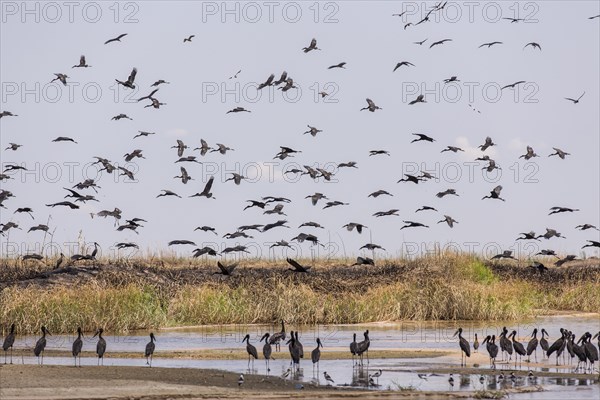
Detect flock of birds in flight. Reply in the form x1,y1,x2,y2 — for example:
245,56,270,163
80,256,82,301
1,3,600,269
2,321,599,388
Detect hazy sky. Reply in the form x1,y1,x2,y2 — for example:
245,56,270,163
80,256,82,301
1,1,599,261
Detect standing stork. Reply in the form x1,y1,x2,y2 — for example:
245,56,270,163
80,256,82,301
268,320,286,351
540,329,549,358
242,334,258,369
34,326,51,365
547,328,567,366
482,335,499,369
93,328,106,365
453,328,471,367
311,338,323,373
526,328,539,362
350,333,358,366
356,330,370,365
145,332,156,367
260,333,273,372
510,330,526,368
72,327,84,367
2,323,16,364
287,331,301,370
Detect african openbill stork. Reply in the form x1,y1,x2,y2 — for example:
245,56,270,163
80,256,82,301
260,333,273,372
93,328,106,365
453,328,470,366
526,328,539,362
145,332,156,367
2,323,16,364
242,334,258,368
34,326,51,365
72,327,84,367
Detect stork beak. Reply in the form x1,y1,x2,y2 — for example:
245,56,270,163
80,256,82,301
92,331,98,338
593,332,599,340
452,330,459,338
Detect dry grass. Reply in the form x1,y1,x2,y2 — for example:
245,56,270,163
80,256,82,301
1,253,599,333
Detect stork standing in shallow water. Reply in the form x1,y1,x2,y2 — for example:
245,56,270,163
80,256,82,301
72,327,84,367
242,334,258,369
93,328,106,365
453,328,471,367
34,326,51,365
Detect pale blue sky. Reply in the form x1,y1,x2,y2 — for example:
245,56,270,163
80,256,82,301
1,1,599,260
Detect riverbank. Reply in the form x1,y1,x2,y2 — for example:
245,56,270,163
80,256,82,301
1,254,599,334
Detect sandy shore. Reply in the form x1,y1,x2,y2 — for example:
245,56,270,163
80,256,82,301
0,364,557,400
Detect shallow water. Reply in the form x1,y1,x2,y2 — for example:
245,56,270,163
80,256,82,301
10,314,600,397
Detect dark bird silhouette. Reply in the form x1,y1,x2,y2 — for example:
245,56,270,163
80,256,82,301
0,111,18,118
503,17,524,23
151,80,169,87
260,333,273,371
416,205,437,212
438,215,458,228
398,174,423,184
565,92,585,104
72,327,84,367
183,34,195,42
575,224,598,231
145,333,156,366
52,136,77,144
409,94,426,105
216,261,237,276
453,328,471,366
257,73,275,90
523,42,542,50
501,80,526,90
136,88,159,102
311,338,323,370
369,149,390,156
174,167,193,184
482,335,499,369
430,38,452,48
411,133,435,143
436,188,458,198
444,76,459,83
262,220,290,232
192,246,217,257
517,231,539,241
302,38,320,52
548,147,570,159
401,221,429,230
328,62,346,69
549,206,579,215
104,33,127,44
479,41,503,48
156,189,181,199
93,328,106,365
353,257,374,266
414,38,428,45
168,239,196,246
360,98,382,112
373,209,400,217
46,201,79,209
582,240,600,249
547,329,567,365
22,253,43,261
343,223,367,234
115,67,137,89
491,250,516,260
268,320,286,352
526,329,539,362
194,139,213,156
72,55,91,68
50,73,68,85
242,334,258,368
519,146,538,160
34,326,51,365
482,185,505,201
4,143,21,151
112,113,132,121
393,61,415,71
189,176,215,199
15,207,34,219
3,323,16,364
478,136,495,151
368,190,392,198
356,330,370,365
286,258,311,273
537,228,566,240
303,125,322,137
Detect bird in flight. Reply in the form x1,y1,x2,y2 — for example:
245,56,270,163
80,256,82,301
478,136,495,151
183,35,195,42
411,133,435,143
519,146,538,160
565,92,585,104
408,94,426,105
479,41,503,48
151,79,170,87
50,73,68,86
360,98,382,112
104,33,128,45
413,38,428,46
287,258,311,273
302,38,320,53
52,136,77,144
548,147,570,159
393,61,414,72
189,176,215,199
523,42,542,50
328,62,347,69
502,17,524,23
482,185,505,201
72,55,91,68
116,68,137,89
501,81,526,90
228,69,242,79
430,39,452,48
227,107,251,114
441,146,464,153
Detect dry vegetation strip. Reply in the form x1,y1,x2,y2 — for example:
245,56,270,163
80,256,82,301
1,254,599,334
